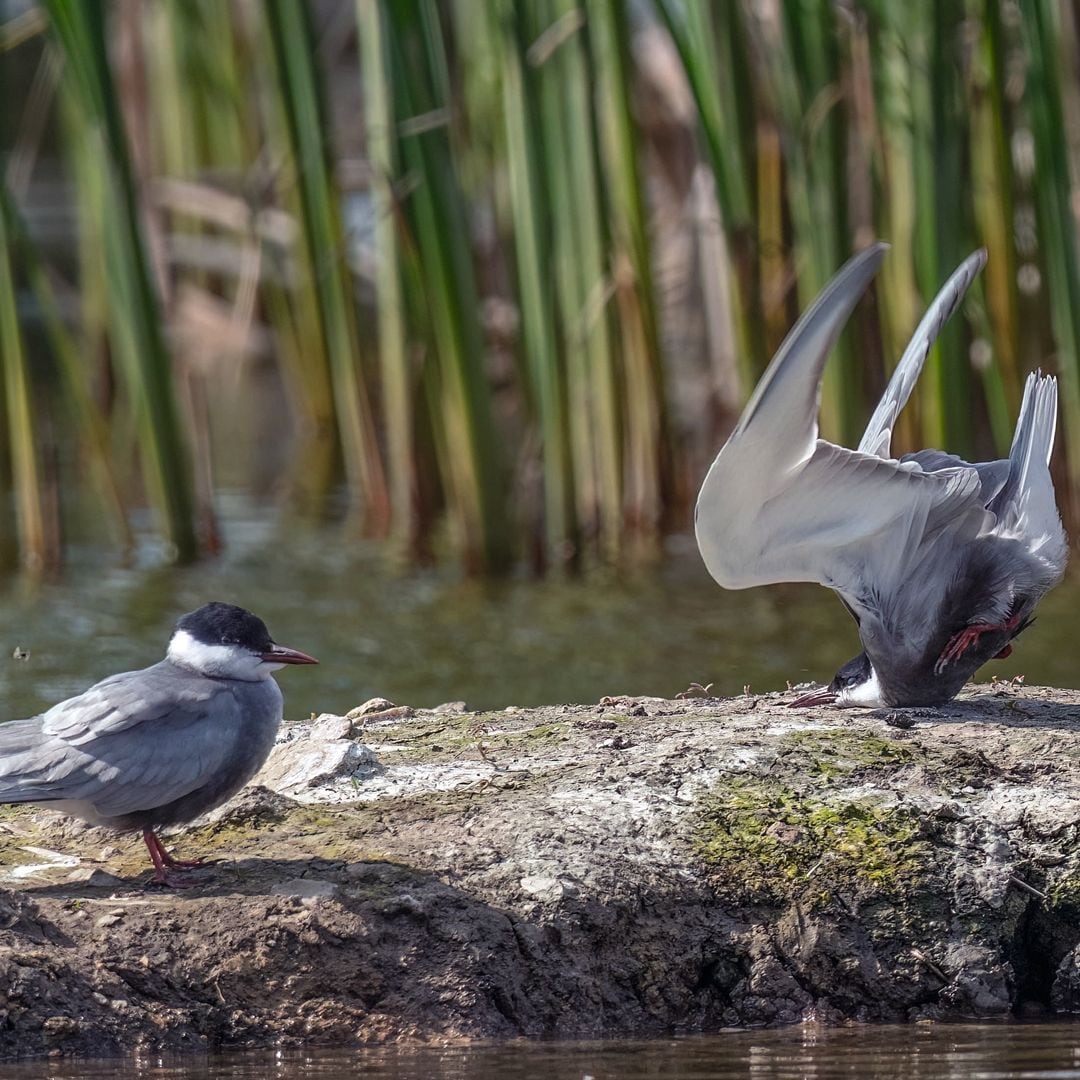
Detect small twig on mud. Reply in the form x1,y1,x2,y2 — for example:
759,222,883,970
1008,874,1047,901
911,948,949,982
387,724,448,744
990,673,1026,691
213,979,226,1006
675,682,714,699
834,892,859,917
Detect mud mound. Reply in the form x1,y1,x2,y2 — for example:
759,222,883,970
2,684,1080,1058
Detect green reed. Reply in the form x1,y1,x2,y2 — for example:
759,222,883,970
3,0,1080,577
42,0,198,561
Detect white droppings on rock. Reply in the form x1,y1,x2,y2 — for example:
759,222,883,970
4,845,82,882
762,719,838,736
304,761,503,803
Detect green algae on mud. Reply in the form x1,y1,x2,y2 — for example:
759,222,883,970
691,727,934,903
777,728,921,775
693,778,931,903
363,710,576,766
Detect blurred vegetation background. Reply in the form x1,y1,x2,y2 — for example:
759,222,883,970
1,0,1079,579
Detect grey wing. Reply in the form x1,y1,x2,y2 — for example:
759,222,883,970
0,668,240,818
696,243,991,601
901,449,1010,505
990,371,1068,566
858,249,986,458
699,437,986,597
724,243,888,470
39,664,218,743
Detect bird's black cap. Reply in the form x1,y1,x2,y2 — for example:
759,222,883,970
175,603,273,652
829,651,872,692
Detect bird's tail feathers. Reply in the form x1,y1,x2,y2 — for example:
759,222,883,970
0,718,52,803
1010,370,1058,473
1001,371,1057,504
991,371,1061,536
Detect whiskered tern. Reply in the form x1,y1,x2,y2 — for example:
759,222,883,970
696,244,1067,708
0,602,317,885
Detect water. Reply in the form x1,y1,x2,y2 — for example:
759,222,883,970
3,1025,1080,1078
0,492,1076,723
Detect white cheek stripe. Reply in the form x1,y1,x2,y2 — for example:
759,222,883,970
843,668,885,707
167,629,269,680
168,631,238,670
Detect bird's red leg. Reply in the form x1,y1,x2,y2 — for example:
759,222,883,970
149,832,210,869
936,611,1023,672
142,827,198,888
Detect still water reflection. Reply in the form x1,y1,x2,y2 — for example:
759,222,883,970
0,494,1077,721
4,1025,1080,1078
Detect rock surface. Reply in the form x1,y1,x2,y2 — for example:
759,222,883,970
1,683,1080,1058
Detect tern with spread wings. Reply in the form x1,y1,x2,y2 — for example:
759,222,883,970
696,243,1067,707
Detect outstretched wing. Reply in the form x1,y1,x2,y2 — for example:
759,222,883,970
858,249,987,458
0,664,245,819
695,244,990,605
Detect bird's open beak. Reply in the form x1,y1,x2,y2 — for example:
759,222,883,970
788,686,838,708
261,643,319,665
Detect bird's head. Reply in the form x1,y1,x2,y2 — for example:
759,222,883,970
167,602,318,681
788,651,884,709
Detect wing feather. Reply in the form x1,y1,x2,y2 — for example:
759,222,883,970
0,664,242,818
858,250,986,458
696,244,991,600
725,243,889,475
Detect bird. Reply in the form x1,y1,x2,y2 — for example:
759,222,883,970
696,243,1068,708
0,602,317,886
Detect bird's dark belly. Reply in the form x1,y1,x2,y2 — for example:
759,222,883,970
104,686,282,831
107,759,261,831
879,626,1016,707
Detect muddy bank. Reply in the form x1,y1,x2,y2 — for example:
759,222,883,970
2,683,1080,1058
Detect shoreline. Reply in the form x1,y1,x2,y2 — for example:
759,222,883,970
2,684,1079,1058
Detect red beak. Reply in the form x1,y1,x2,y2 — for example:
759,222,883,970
261,643,319,665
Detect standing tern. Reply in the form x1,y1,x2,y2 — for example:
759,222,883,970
0,602,317,885
696,243,1068,707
